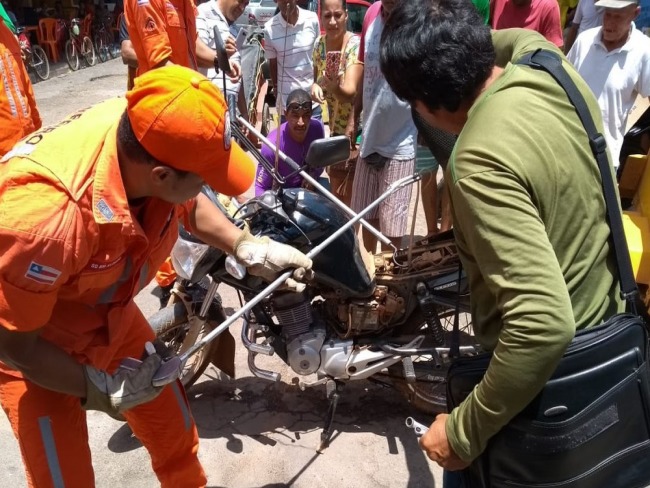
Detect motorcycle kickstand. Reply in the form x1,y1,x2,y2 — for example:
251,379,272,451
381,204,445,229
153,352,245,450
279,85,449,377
317,379,344,453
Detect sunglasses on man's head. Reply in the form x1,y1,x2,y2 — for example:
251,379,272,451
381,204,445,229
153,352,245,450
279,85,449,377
286,101,312,115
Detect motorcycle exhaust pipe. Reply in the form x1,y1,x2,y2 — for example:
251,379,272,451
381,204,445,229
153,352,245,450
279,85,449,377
241,315,274,356
247,351,281,382
151,173,421,388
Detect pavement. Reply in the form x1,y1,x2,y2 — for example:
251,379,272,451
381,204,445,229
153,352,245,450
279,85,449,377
29,46,120,85
0,58,444,488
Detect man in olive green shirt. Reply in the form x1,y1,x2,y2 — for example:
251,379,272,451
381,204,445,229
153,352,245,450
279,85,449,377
380,0,623,478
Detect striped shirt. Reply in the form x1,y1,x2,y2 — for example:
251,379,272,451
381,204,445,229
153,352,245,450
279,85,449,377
263,7,319,110
196,0,242,100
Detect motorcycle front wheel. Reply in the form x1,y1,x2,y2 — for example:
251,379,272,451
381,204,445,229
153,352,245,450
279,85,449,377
388,307,478,415
149,299,226,389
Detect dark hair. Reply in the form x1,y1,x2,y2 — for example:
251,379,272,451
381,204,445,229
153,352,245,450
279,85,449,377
117,111,189,176
320,0,347,10
117,111,152,163
286,88,312,106
380,0,495,113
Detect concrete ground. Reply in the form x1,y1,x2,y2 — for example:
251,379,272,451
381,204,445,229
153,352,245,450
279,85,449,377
1,58,444,487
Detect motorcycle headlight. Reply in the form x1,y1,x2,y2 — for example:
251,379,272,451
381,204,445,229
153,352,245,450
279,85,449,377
170,237,211,281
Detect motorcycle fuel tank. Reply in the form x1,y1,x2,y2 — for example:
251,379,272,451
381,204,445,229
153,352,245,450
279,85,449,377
249,189,375,297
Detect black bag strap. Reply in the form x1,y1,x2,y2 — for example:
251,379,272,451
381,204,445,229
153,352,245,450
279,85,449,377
516,49,639,313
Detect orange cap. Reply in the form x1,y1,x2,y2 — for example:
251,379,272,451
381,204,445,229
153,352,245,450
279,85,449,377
126,65,254,196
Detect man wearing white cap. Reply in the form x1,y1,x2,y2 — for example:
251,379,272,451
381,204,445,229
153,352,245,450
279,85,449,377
567,0,650,168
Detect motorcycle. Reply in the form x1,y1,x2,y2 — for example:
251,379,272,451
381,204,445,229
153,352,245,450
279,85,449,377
149,129,478,447
147,26,478,448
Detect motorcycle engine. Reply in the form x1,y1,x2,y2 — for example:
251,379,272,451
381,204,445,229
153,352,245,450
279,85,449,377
331,285,406,337
271,292,325,376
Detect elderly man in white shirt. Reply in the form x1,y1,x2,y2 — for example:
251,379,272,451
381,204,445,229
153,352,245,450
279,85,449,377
197,0,249,120
567,0,650,168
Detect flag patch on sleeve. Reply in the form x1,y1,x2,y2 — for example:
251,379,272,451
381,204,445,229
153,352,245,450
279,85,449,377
25,262,62,285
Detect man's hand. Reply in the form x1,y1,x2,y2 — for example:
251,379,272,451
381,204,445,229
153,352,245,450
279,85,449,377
82,347,163,417
419,414,470,471
228,60,242,83
233,229,313,292
225,35,237,57
344,122,357,151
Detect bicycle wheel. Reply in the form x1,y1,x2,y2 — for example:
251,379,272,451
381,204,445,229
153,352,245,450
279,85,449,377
30,45,50,80
81,36,96,66
65,39,79,71
94,33,107,63
104,30,117,59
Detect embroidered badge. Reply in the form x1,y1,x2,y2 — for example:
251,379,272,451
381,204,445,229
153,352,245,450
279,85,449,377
224,111,231,151
96,199,115,221
87,256,124,271
137,0,150,6
144,17,156,31
25,262,62,285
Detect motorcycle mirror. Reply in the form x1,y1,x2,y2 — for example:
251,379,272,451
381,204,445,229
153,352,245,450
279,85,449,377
305,135,350,169
212,25,230,75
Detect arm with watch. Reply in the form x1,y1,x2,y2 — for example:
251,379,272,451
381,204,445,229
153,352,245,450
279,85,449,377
195,37,241,81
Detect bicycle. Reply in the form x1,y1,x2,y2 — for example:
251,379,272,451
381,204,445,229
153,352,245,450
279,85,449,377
93,15,116,63
65,18,96,71
16,27,50,81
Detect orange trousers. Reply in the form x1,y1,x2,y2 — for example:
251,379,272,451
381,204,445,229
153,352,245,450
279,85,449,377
0,309,206,488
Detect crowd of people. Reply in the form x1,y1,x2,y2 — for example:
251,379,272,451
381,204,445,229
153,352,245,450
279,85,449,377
0,0,648,485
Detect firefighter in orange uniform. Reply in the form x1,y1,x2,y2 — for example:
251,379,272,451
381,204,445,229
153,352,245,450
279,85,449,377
0,20,41,157
124,0,240,76
124,0,242,302
0,65,311,487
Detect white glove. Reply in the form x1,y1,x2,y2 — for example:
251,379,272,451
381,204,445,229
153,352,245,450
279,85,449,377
82,346,163,417
233,229,313,292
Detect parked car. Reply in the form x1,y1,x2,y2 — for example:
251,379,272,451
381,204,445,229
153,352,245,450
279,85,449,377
235,0,371,33
234,0,277,28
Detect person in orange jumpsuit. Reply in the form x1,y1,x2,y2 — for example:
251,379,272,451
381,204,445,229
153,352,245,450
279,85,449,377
124,0,242,301
0,65,312,488
0,20,41,157
124,0,240,76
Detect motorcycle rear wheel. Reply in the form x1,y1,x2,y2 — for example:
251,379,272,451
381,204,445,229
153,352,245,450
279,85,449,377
389,307,478,415
149,300,225,389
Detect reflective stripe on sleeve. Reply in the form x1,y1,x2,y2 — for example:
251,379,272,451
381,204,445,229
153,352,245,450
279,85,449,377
4,51,28,117
0,53,18,117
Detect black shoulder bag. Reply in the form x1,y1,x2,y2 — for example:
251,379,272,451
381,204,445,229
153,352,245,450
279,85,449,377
446,49,650,488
